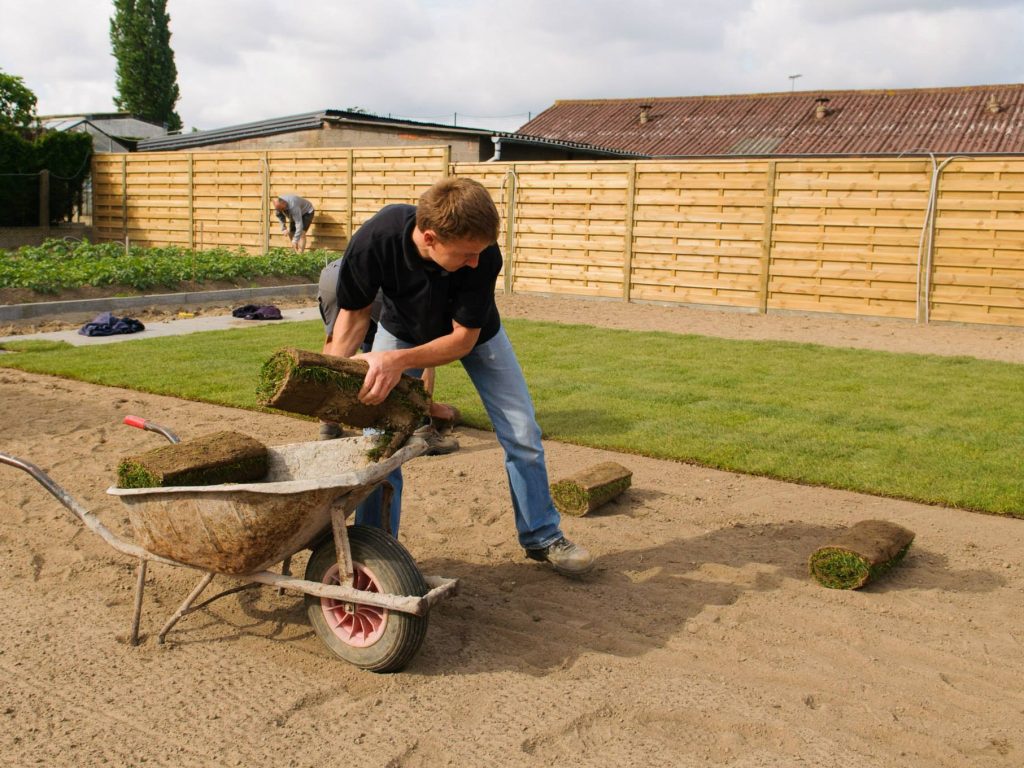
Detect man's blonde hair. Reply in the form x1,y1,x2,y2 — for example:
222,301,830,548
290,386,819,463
416,177,500,243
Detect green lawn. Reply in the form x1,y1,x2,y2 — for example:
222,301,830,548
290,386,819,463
2,318,1022,517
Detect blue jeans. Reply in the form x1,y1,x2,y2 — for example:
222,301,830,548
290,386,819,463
355,324,564,550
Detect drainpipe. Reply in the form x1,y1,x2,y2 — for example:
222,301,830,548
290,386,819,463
488,136,502,162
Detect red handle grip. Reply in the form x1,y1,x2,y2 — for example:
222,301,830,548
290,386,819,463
123,415,148,430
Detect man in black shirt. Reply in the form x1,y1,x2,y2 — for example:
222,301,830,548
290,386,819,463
317,177,593,575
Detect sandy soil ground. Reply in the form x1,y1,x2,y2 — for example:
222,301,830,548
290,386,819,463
1,296,1022,767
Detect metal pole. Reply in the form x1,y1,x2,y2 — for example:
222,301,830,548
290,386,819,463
38,169,50,230
130,558,148,646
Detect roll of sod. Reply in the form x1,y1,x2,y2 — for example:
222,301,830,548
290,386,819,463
808,519,915,589
117,431,268,489
256,347,430,459
550,461,633,517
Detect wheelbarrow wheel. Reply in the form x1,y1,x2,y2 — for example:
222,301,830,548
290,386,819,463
304,525,428,672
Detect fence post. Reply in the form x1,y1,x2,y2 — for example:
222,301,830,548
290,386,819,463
38,169,50,230
346,149,354,243
187,153,195,251
623,162,637,303
504,165,517,295
758,161,778,313
443,145,452,177
261,151,270,254
121,156,128,252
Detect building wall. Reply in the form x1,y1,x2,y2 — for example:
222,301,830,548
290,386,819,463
181,124,490,162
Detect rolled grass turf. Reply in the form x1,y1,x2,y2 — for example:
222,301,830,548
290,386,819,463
550,461,633,516
117,431,268,489
808,519,915,589
257,347,430,459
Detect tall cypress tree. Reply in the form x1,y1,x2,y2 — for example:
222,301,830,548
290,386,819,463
110,0,182,132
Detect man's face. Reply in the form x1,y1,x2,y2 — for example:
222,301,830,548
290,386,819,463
273,199,286,211
422,231,490,272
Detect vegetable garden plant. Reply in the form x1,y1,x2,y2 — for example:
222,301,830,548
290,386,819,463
0,238,330,295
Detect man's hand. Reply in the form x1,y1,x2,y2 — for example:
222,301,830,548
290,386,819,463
353,350,404,405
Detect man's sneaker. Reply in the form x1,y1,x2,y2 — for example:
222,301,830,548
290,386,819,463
319,422,343,440
430,404,462,435
525,537,595,576
413,424,460,456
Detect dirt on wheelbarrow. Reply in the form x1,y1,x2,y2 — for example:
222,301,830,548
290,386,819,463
1,298,1023,767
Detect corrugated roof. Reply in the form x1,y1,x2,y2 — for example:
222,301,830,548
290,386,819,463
137,109,506,151
138,111,329,151
491,131,646,158
41,117,87,132
135,109,646,157
518,84,1024,156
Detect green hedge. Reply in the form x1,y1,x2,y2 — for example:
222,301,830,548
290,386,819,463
0,129,92,226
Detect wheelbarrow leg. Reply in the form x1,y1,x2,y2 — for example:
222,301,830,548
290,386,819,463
130,558,147,646
158,572,214,644
277,556,291,596
330,504,354,584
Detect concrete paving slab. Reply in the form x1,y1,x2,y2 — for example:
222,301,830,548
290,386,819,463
0,283,318,323
0,306,322,347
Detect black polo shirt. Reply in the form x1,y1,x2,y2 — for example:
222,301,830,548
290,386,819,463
335,204,502,347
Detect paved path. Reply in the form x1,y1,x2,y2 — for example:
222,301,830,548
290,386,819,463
0,306,322,347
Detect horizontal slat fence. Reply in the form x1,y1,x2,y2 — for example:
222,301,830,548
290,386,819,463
457,157,1024,327
93,149,1024,327
93,146,449,252
768,160,930,319
931,160,1024,326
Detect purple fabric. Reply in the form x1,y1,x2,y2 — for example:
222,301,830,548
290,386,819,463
231,304,282,320
78,312,145,337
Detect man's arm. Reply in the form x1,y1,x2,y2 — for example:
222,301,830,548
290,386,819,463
355,321,481,405
275,209,287,229
322,306,373,359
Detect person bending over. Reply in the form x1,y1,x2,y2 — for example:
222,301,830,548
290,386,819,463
316,177,593,575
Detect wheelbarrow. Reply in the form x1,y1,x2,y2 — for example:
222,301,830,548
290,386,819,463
0,416,459,673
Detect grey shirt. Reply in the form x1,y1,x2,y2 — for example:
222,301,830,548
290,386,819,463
275,195,314,241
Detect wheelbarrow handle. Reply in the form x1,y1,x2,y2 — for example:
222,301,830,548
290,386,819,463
123,416,181,445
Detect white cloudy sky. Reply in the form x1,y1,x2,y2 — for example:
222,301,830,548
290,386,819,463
2,0,1023,133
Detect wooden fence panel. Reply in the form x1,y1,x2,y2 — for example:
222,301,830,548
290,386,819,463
92,146,449,254
449,162,514,288
92,154,127,242
350,146,450,231
92,150,1024,327
930,159,1024,326
266,149,349,251
499,162,631,298
630,161,769,308
191,152,263,250
767,160,931,319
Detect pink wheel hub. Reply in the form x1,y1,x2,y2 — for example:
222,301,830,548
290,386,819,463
319,563,388,647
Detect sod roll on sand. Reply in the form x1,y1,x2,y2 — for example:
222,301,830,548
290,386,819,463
256,347,430,458
550,461,633,517
808,519,915,589
117,432,268,488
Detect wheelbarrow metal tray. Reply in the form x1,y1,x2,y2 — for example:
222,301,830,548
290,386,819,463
106,436,424,575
